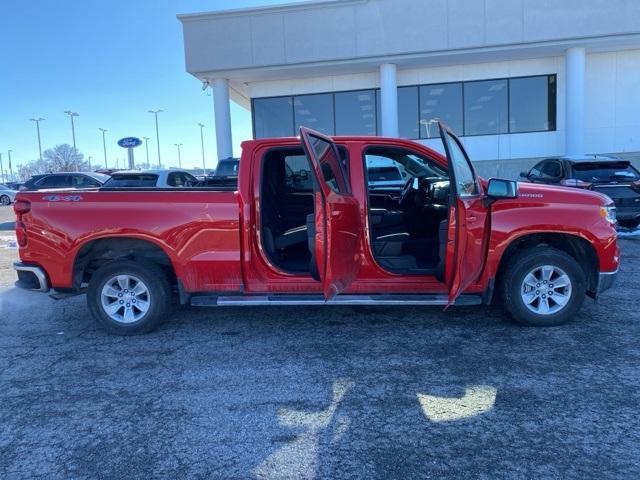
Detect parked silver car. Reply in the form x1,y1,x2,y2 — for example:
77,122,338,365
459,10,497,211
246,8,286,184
0,184,17,206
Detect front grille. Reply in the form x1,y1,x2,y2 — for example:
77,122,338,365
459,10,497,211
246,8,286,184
592,186,640,207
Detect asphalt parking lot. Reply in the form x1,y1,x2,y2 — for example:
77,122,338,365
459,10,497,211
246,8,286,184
1,204,640,479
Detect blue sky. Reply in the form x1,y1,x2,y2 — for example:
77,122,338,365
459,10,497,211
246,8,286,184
0,0,285,171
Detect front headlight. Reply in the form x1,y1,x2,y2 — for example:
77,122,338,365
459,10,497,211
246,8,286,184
600,205,617,225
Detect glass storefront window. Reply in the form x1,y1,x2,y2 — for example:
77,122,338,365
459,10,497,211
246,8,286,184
294,93,334,135
419,83,463,137
335,90,376,135
253,97,294,138
464,79,508,136
509,75,555,133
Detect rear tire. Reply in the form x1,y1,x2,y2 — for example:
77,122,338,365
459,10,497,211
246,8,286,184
500,247,586,327
0,195,10,206
87,259,172,335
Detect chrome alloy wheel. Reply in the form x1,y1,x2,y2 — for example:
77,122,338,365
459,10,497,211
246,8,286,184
521,265,572,315
100,274,151,323
0,195,10,206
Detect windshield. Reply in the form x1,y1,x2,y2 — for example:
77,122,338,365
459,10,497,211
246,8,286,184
103,174,158,187
573,162,640,183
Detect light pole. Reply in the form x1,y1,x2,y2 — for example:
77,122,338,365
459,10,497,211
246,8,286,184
88,156,92,171
99,128,108,169
198,123,206,175
143,137,150,167
148,109,163,167
174,143,183,168
64,111,79,171
8,150,13,181
29,117,45,160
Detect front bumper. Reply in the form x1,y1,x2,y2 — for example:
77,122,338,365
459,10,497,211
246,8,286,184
596,268,618,297
14,262,50,292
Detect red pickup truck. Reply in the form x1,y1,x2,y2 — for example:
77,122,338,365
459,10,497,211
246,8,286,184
13,124,619,334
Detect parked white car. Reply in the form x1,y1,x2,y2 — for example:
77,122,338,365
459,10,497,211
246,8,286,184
102,169,199,188
0,184,17,205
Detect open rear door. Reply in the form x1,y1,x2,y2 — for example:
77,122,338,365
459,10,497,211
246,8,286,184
438,122,489,305
300,127,361,299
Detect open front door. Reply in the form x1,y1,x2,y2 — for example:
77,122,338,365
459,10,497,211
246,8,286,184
300,127,361,299
438,122,489,305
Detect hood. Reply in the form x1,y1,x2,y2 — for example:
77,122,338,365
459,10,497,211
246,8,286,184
516,181,611,206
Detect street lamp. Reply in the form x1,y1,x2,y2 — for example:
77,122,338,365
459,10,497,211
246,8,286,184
99,128,108,169
64,111,79,171
174,143,183,168
148,109,163,167
197,123,206,175
8,150,13,182
29,117,45,160
143,137,150,167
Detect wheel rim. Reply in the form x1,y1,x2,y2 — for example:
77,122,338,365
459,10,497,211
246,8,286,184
521,265,572,315
100,274,151,323
0,196,9,205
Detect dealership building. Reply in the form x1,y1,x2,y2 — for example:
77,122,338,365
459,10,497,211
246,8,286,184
178,0,640,171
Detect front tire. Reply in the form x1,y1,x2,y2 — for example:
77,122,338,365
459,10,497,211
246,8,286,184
87,260,172,335
0,195,10,206
500,247,586,327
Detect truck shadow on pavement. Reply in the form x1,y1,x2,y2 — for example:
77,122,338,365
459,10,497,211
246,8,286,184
0,264,639,479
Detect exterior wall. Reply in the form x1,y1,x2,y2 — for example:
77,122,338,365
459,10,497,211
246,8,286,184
180,0,640,74
246,50,640,162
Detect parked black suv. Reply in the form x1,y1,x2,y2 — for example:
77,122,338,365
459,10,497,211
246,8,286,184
520,156,640,228
21,172,110,191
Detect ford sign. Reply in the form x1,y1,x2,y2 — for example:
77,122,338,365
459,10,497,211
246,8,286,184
117,137,143,148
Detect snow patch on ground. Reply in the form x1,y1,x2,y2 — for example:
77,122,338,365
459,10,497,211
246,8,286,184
0,234,17,249
618,228,640,238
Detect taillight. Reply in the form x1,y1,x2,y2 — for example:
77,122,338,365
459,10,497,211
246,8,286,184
560,178,592,188
13,200,31,215
15,221,27,247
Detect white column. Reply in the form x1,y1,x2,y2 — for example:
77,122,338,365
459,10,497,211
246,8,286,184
213,78,233,160
565,47,586,157
379,63,399,137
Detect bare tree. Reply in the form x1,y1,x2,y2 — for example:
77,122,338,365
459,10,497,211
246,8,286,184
17,144,90,180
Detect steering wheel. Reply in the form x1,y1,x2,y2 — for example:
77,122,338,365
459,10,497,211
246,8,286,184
398,177,415,206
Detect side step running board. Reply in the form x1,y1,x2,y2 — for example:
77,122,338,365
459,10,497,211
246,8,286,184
190,294,482,307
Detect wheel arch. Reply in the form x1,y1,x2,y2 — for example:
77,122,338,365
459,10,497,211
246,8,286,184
495,232,599,299
72,236,178,290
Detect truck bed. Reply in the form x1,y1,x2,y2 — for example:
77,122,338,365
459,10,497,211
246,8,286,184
16,188,243,292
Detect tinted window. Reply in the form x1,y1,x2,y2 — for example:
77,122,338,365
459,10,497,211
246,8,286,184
464,79,508,135
38,175,70,188
539,160,562,179
398,86,419,139
443,132,478,197
420,83,463,137
167,172,196,187
573,162,640,182
216,160,239,176
335,90,376,135
307,135,348,194
72,175,101,188
294,94,334,135
254,97,294,138
510,76,555,133
103,174,158,187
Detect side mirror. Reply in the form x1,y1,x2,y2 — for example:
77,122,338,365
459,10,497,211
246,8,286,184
519,171,529,179
485,178,518,206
